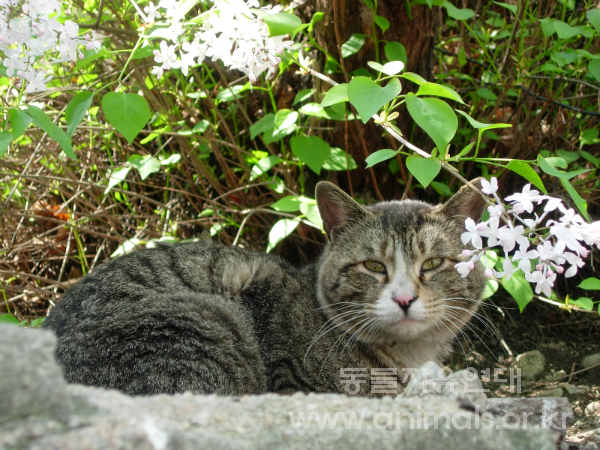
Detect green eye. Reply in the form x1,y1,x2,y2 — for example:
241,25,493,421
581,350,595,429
422,257,443,271
364,260,386,273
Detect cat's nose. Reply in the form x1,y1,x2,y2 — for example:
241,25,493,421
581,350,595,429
394,294,415,313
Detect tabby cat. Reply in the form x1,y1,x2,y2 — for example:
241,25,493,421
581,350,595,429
43,180,486,396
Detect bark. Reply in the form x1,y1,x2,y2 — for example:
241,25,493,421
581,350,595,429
297,0,440,200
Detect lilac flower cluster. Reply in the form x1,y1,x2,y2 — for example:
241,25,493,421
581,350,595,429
1,0,101,93
144,0,293,82
456,178,600,296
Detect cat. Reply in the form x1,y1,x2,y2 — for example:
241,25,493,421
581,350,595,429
43,179,486,397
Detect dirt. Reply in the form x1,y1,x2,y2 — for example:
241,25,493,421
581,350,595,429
447,289,600,446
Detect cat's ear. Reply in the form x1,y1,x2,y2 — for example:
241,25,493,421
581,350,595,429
315,182,368,242
437,178,487,224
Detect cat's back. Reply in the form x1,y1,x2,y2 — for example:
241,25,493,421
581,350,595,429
43,239,268,396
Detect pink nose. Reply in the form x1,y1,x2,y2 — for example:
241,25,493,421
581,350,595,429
394,294,415,306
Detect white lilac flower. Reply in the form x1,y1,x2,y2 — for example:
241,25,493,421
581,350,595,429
487,204,503,218
153,40,177,70
537,240,558,262
455,260,476,278
512,248,539,274
461,218,485,249
563,252,584,278
505,184,543,213
493,256,517,280
497,224,529,252
543,196,563,212
481,177,498,195
525,270,556,297
144,2,162,21
580,221,600,248
549,222,585,255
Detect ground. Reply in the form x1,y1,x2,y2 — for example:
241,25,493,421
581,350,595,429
448,289,600,447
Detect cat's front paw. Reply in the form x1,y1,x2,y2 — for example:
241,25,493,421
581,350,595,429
222,259,274,299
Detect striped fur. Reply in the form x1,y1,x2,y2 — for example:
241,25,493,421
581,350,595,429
44,180,486,396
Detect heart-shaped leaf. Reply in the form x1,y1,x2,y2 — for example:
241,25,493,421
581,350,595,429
406,155,441,187
290,135,331,175
320,84,349,107
348,77,401,124
101,93,151,144
405,93,457,152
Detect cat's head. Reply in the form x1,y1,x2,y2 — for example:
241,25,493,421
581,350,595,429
315,180,487,345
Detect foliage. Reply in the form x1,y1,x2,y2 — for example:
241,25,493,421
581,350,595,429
1,0,600,324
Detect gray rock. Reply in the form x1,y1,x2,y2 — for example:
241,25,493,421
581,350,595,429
0,324,71,426
515,350,546,380
537,387,564,397
563,383,586,395
544,369,567,382
0,325,567,450
581,353,600,369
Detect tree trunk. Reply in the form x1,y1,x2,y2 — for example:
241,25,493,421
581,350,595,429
298,0,440,199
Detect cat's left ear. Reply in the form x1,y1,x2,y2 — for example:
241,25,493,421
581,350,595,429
437,178,487,223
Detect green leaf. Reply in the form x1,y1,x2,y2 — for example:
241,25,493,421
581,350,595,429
341,34,365,58
579,277,600,290
348,77,402,124
506,161,547,194
271,196,306,212
430,181,452,196
290,135,331,175
475,87,498,101
9,109,31,139
374,15,390,33
105,166,131,194
65,91,93,138
481,279,499,300
322,147,358,171
131,45,155,60
537,154,589,180
160,153,181,165
365,149,398,168
455,110,512,131
0,314,20,325
556,149,579,164
453,142,475,159
74,48,109,70
405,93,457,153
101,93,151,144
494,2,517,14
442,0,475,20
384,41,407,65
256,11,302,37
400,72,427,85
406,155,441,187
416,82,465,104
111,238,142,257
269,109,298,142
553,20,584,39
128,154,161,180
300,202,323,229
579,150,600,167
250,114,275,139
560,178,590,221
216,84,248,102
0,131,12,157
367,61,405,76
26,105,76,160
192,119,209,134
267,218,301,252
589,59,600,83
501,271,533,313
587,8,600,33
321,83,349,107
293,88,314,105
572,297,594,311
250,155,281,181
581,128,600,145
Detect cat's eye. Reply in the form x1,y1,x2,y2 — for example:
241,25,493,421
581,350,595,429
422,257,444,271
364,260,386,273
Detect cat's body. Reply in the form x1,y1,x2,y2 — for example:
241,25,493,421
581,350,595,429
44,181,486,396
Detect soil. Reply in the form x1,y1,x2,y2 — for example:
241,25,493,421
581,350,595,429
447,288,600,446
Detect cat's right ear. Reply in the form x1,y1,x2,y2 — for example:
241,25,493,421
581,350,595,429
315,182,368,242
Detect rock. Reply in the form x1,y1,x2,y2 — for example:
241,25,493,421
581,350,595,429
0,324,71,426
585,401,600,416
535,387,564,397
0,325,566,450
515,350,546,380
563,384,586,395
543,369,567,382
401,361,487,411
581,353,600,369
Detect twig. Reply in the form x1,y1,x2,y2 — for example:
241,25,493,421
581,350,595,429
568,362,576,383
